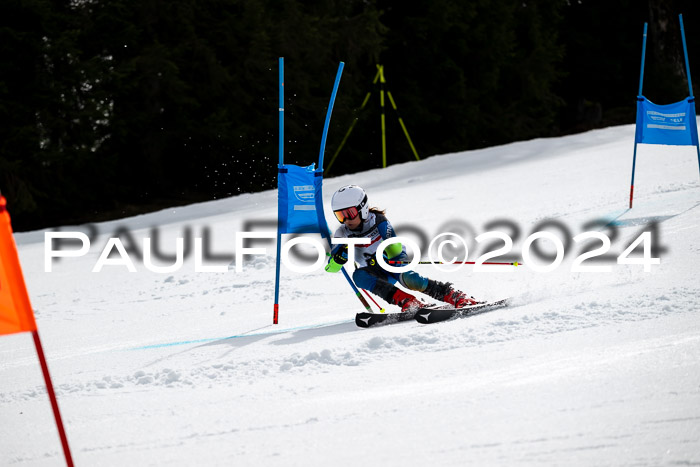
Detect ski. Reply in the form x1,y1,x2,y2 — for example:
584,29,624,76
355,298,510,328
355,308,419,328
414,298,510,324
355,304,455,328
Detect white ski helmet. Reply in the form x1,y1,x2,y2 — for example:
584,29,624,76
331,185,369,222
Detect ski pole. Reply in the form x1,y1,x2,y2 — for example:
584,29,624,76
361,288,386,313
340,268,376,313
388,260,522,266
325,253,382,313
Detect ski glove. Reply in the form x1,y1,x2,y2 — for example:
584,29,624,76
325,245,348,273
325,257,344,273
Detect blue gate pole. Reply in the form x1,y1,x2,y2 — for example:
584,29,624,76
630,23,648,208
638,23,648,96
315,62,344,247
315,63,373,313
680,14,694,97
273,57,284,324
630,140,639,209
318,63,344,169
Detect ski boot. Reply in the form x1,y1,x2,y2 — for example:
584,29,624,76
425,280,478,308
391,288,426,312
370,280,426,313
444,287,478,308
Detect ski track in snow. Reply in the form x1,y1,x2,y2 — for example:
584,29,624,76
2,274,696,401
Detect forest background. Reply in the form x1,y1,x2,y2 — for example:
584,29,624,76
1,0,698,231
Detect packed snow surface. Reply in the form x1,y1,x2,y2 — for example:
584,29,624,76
2,123,699,466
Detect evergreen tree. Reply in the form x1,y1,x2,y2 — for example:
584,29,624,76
1,0,384,230
2,0,699,230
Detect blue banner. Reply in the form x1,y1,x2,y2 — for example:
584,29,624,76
277,164,322,234
313,169,331,239
635,96,699,146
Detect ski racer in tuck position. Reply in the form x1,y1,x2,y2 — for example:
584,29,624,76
324,185,477,312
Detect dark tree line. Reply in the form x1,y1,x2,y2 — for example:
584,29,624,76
1,0,698,231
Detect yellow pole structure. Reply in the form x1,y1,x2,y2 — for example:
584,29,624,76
379,65,388,168
329,64,420,172
326,69,381,174
386,91,420,161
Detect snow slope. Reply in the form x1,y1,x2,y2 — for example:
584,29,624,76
1,123,699,466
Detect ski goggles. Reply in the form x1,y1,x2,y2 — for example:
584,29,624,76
333,206,359,223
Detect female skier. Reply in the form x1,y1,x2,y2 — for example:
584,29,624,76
324,185,477,312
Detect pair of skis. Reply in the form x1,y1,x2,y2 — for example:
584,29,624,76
355,298,509,328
